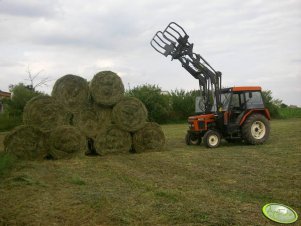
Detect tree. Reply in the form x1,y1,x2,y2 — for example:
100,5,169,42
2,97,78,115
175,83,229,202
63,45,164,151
4,83,42,117
25,66,49,91
280,103,288,108
169,89,199,120
262,90,282,118
126,84,171,123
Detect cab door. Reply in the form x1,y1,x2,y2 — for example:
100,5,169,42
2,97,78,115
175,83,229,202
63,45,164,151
228,92,246,124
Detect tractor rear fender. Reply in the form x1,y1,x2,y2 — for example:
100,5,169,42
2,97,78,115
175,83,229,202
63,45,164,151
239,108,270,126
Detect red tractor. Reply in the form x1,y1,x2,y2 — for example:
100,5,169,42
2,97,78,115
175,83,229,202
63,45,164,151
151,22,270,148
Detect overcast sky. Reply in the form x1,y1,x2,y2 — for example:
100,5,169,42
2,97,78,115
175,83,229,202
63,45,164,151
0,0,300,105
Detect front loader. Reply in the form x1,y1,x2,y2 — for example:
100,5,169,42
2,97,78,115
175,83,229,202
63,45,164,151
150,22,270,148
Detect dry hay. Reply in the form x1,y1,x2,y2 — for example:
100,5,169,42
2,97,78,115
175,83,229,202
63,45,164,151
23,95,70,132
90,71,124,106
112,97,148,132
51,74,89,111
72,106,112,139
4,125,47,160
94,104,112,129
48,125,86,159
94,125,132,155
132,122,165,153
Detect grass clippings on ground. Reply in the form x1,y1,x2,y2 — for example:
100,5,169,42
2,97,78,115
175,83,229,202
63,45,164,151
0,119,300,225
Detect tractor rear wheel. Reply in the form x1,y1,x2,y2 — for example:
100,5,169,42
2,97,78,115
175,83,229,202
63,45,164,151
203,130,221,148
185,132,201,145
242,113,270,145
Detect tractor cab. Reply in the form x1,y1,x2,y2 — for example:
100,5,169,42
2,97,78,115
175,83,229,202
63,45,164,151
220,87,270,139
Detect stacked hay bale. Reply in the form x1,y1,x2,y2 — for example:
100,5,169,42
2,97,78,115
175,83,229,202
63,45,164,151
4,125,47,160
47,125,86,159
51,74,90,113
4,71,165,160
132,122,166,153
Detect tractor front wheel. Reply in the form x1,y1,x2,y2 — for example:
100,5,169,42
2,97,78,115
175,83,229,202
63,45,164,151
203,130,221,148
185,132,201,145
242,113,270,145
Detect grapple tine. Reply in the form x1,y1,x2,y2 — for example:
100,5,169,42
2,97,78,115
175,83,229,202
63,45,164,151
156,31,169,46
165,26,181,41
150,31,167,55
150,31,176,57
163,30,178,44
164,22,187,40
169,22,187,36
161,22,190,49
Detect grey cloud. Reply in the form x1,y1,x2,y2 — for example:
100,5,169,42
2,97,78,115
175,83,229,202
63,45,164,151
0,0,61,18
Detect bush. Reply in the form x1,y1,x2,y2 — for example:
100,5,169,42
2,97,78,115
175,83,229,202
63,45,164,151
0,114,22,132
279,107,301,118
169,89,199,120
0,83,42,131
4,83,42,118
262,90,281,118
126,84,170,124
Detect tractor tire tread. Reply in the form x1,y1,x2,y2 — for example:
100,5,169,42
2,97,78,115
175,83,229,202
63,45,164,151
242,113,270,145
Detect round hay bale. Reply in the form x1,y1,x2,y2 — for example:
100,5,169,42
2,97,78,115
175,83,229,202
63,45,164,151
95,125,132,155
94,104,112,129
73,106,112,139
23,95,70,132
4,125,47,160
51,74,89,111
48,125,86,159
73,108,99,139
132,122,165,153
112,97,148,132
90,71,124,106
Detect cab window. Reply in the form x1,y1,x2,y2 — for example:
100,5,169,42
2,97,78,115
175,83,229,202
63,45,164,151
231,93,240,108
230,92,246,110
220,92,231,111
245,91,264,108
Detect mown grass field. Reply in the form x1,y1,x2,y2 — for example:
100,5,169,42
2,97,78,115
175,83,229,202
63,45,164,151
0,119,300,225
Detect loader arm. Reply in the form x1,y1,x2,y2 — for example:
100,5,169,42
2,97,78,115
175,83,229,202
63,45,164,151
150,22,222,114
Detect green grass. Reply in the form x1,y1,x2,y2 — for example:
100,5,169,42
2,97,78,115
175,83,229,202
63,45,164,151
0,119,300,225
70,175,86,185
279,107,301,118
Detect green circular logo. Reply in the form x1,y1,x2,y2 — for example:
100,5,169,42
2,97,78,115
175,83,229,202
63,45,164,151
262,203,298,224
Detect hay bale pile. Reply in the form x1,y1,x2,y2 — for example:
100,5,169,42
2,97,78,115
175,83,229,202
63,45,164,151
4,71,165,160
